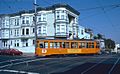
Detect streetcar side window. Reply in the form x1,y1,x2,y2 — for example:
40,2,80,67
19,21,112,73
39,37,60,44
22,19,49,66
54,42,60,48
71,42,78,48
54,42,57,48
50,42,53,48
91,42,94,48
50,42,60,48
86,42,89,48
71,42,74,48
65,42,69,48
44,42,48,48
80,42,85,48
62,42,65,48
88,42,91,48
96,42,100,48
57,42,60,48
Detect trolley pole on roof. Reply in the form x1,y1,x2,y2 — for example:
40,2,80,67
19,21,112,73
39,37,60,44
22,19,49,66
34,0,38,49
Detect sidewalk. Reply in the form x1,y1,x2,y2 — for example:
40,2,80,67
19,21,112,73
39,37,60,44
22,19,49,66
22,53,35,57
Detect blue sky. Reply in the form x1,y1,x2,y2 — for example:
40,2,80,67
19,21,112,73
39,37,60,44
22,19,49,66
0,0,120,43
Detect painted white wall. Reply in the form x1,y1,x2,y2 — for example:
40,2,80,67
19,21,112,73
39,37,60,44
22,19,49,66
78,26,91,39
46,13,55,38
0,40,2,49
15,46,35,53
112,44,120,53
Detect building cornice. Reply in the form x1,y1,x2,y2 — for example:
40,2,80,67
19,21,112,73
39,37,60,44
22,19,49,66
0,3,80,17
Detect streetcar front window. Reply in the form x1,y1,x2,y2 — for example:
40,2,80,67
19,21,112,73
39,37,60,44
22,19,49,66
40,44,43,48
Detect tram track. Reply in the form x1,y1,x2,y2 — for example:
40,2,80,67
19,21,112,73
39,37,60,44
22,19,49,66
0,56,100,74
52,57,107,74
0,57,57,74
0,57,52,69
0,57,36,68
82,58,119,74
39,56,105,74
108,58,120,74
81,58,110,74
0,55,120,74
53,57,119,74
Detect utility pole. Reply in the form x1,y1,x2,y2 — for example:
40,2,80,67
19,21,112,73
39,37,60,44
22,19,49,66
34,0,37,49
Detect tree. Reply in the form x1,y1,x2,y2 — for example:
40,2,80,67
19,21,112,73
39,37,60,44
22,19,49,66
93,36,97,39
104,39,115,51
97,34,103,39
93,33,104,39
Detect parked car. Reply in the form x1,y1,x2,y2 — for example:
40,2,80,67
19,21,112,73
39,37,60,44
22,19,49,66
7,49,23,55
0,49,7,55
0,49,23,56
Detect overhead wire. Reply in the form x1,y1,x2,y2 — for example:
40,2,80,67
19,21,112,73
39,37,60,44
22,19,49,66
80,6,119,21
42,0,53,5
1,0,120,38
79,2,120,32
78,3,120,11
1,0,120,25
79,2,120,35
97,1,117,28
79,4,120,22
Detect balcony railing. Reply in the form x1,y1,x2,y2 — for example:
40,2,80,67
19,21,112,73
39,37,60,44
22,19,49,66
55,19,68,23
55,32,67,37
21,35,31,38
37,21,47,24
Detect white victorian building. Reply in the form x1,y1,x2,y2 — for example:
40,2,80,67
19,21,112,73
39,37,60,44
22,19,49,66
0,3,80,53
78,26,93,39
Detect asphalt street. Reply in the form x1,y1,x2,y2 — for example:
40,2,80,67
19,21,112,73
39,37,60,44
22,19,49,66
0,54,120,74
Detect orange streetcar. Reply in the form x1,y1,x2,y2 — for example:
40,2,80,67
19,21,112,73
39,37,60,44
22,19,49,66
35,39,100,56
